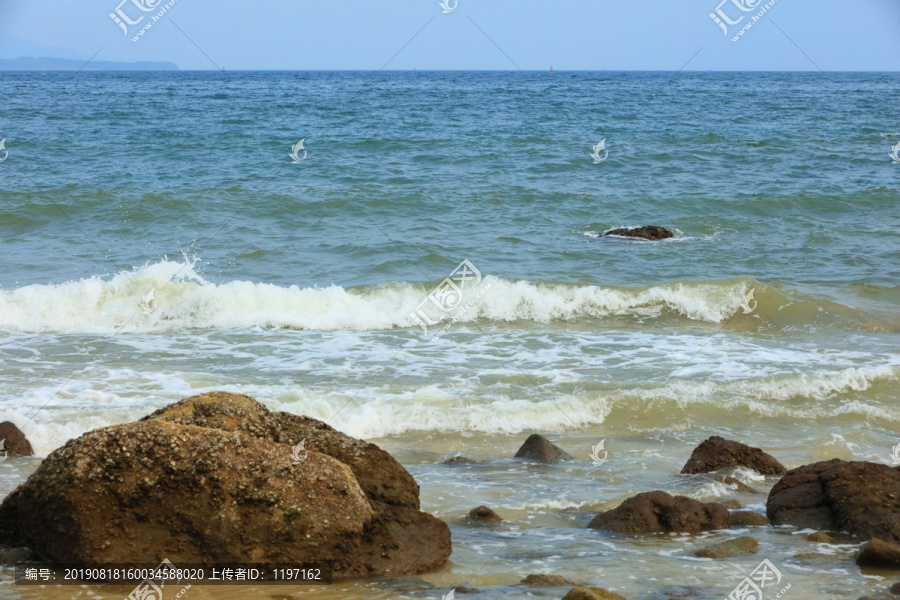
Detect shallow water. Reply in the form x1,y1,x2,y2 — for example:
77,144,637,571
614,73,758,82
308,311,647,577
1,71,899,599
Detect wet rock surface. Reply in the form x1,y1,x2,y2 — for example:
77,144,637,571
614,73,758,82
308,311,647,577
681,436,786,475
588,491,730,533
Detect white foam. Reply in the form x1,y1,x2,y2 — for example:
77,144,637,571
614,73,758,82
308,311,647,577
0,260,756,333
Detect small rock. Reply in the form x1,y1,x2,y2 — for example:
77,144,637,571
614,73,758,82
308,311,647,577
588,491,730,534
562,585,629,600
600,226,673,241
520,574,575,586
729,511,770,527
681,436,786,475
0,547,34,565
514,434,574,463
723,499,742,510
0,422,33,457
806,531,834,543
857,538,900,568
695,536,758,559
712,475,757,494
891,582,900,594
454,587,481,594
444,456,477,464
464,506,503,523
793,552,832,561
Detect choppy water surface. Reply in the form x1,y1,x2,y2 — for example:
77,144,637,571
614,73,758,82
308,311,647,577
1,71,899,599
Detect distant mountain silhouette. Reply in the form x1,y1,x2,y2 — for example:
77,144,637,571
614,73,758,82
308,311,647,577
0,57,178,71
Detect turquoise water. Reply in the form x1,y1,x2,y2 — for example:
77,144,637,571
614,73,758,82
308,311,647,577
1,71,900,600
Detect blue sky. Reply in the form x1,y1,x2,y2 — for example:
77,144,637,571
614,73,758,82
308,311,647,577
1,0,898,70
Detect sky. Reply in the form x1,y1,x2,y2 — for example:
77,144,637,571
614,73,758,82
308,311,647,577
0,0,898,71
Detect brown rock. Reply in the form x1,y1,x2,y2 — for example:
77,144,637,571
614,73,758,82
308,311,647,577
587,491,730,533
0,422,33,457
891,582,900,595
464,506,503,523
695,536,758,558
444,456,477,464
723,499,742,510
562,585,629,600
0,392,451,579
514,434,574,463
794,552,833,561
600,226,673,241
766,460,900,543
857,538,900,569
712,475,757,494
681,436,786,475
806,531,834,543
520,574,575,586
729,511,771,527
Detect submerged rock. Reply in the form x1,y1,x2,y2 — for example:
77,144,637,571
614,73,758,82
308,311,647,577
710,474,758,494
730,511,771,527
681,436,786,475
520,573,575,586
463,505,503,524
587,491,730,533
600,226,673,241
857,538,900,569
514,433,574,463
806,531,835,543
0,392,451,579
444,456,477,464
0,422,33,457
562,585,629,600
766,459,900,543
694,536,758,559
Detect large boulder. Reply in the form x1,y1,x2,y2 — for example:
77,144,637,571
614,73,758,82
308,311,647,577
600,226,673,241
766,459,900,543
0,422,33,457
588,491,730,533
514,434,574,463
0,392,451,579
681,436,786,475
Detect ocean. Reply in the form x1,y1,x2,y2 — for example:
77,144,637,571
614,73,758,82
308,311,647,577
1,71,899,600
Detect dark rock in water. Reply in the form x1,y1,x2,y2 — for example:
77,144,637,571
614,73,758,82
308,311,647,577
0,392,451,579
891,582,900,594
463,505,503,523
730,511,770,527
520,573,575,586
722,499,742,510
766,459,900,543
444,456,477,464
453,586,481,594
0,547,34,565
514,433,574,463
587,491,730,533
600,226,673,241
694,535,758,558
710,474,757,494
806,531,835,543
681,436,786,475
857,538,900,568
562,585,629,600
0,422,33,457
